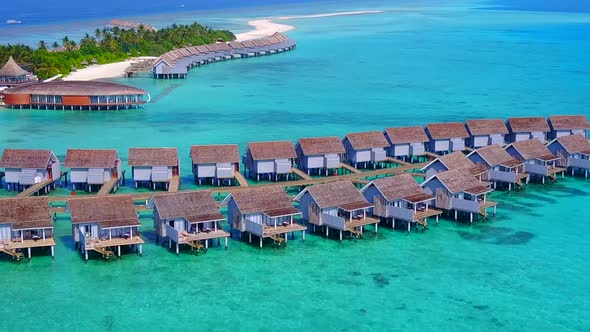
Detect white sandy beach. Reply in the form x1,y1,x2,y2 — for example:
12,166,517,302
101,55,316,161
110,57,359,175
62,10,382,81
62,56,157,81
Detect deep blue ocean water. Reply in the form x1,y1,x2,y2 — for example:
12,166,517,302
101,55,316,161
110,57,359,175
0,1,589,331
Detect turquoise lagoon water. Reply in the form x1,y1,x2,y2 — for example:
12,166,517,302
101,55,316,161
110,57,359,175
1,1,590,331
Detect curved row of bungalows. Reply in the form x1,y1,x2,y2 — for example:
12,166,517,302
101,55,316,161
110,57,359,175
0,149,60,192
67,195,144,261
152,33,296,79
294,181,378,241
361,174,441,232
421,169,497,223
149,191,230,254
128,148,179,190
0,197,55,261
222,186,306,248
547,134,590,178
342,131,389,169
191,144,240,185
242,141,297,181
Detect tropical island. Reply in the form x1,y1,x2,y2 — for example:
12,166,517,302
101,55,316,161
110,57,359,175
0,21,235,79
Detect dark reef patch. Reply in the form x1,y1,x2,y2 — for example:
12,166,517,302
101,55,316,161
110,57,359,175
458,225,535,245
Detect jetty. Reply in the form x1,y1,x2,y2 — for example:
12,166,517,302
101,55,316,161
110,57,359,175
97,178,118,196
291,167,313,181
17,179,54,197
234,171,249,187
340,162,362,174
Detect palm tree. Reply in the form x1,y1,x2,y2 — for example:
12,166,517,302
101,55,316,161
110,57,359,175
38,40,47,50
52,41,59,49
94,28,102,39
62,36,70,48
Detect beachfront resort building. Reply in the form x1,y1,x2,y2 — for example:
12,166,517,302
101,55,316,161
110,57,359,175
465,119,508,148
150,191,229,255
2,81,148,110
68,195,144,260
547,115,590,140
65,149,123,192
425,122,469,154
222,186,305,248
467,144,528,190
421,169,497,223
361,174,441,233
0,56,37,87
504,139,565,184
0,197,55,261
128,148,179,190
421,151,487,180
190,144,240,185
506,117,550,143
547,134,590,177
383,126,429,162
0,149,60,193
242,141,297,181
295,137,345,176
294,181,378,241
342,131,389,168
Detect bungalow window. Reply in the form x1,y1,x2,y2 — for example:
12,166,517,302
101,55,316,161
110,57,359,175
464,193,473,201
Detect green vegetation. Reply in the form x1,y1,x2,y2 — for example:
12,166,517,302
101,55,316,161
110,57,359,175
0,22,235,79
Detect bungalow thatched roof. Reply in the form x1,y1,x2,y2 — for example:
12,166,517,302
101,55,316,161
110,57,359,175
343,131,389,150
68,195,140,228
297,137,345,156
0,197,52,230
384,126,429,144
247,141,296,160
227,186,299,217
301,180,371,210
365,174,432,202
151,191,223,223
550,134,590,155
429,169,492,195
471,144,519,167
465,119,509,136
64,149,119,168
0,149,54,169
426,122,469,139
128,148,178,167
507,117,550,133
548,115,590,131
507,139,557,161
0,56,28,77
190,144,240,164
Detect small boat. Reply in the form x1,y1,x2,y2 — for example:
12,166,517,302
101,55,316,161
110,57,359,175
6,19,22,24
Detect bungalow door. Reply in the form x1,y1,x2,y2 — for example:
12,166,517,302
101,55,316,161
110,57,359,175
308,202,320,225
374,195,386,217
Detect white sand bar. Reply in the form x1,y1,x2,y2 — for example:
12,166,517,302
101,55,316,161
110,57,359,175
235,10,384,41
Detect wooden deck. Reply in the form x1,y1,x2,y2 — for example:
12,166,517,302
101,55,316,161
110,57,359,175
548,167,567,176
480,200,497,209
263,222,307,237
168,176,180,192
414,208,443,221
291,167,313,181
234,171,249,187
86,235,144,250
339,163,362,174
344,217,379,231
4,238,56,250
17,179,54,197
179,229,230,242
97,178,118,196
385,157,410,166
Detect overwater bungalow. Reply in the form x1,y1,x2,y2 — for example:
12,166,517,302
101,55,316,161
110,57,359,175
68,195,144,260
504,139,565,183
0,55,37,87
506,117,550,143
64,149,123,192
360,174,441,232
242,141,297,181
425,122,469,154
222,186,305,248
548,115,590,140
294,181,378,241
295,137,345,176
547,134,590,178
421,151,487,180
128,148,179,190
383,126,429,162
342,131,388,168
190,144,240,185
2,81,148,110
0,197,54,261
0,149,60,193
467,144,528,190
421,169,497,223
150,191,229,255
465,119,508,148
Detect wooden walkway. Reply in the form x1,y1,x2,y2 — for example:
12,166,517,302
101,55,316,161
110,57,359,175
424,152,441,160
17,180,53,197
291,167,313,181
234,171,249,187
339,163,362,174
45,161,428,204
97,178,118,196
385,157,410,166
168,176,180,192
